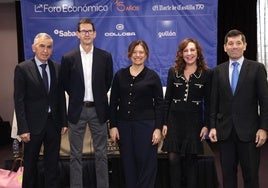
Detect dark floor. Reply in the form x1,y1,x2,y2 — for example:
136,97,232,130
1,141,268,188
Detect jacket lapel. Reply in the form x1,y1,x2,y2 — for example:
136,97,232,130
47,60,56,94
92,47,97,83
75,48,85,85
221,62,233,97
29,58,46,92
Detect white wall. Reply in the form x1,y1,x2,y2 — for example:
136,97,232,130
0,2,18,123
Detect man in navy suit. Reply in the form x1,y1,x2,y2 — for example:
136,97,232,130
209,29,268,188
60,18,113,188
14,33,67,188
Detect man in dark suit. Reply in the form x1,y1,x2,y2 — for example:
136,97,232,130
60,18,113,188
14,33,67,188
209,29,268,188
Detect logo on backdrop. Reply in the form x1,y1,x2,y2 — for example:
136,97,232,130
104,24,136,37
114,0,140,12
152,3,205,11
54,29,76,37
20,0,218,85
34,3,109,13
157,20,177,39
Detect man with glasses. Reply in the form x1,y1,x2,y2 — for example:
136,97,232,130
60,18,113,188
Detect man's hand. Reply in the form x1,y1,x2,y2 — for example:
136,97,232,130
20,133,30,143
200,126,208,141
61,127,68,135
209,128,218,142
255,129,267,147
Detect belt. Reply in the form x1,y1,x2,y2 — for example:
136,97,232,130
47,112,53,118
83,101,95,107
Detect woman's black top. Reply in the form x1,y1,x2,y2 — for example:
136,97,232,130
110,66,163,129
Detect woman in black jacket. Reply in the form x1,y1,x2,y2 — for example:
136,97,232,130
109,40,163,188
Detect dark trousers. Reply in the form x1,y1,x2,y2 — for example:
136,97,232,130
219,129,260,188
22,115,61,188
117,120,158,188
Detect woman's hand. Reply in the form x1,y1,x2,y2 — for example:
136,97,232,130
152,128,162,145
162,125,168,138
110,127,120,143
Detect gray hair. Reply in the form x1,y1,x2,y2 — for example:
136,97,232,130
33,33,53,45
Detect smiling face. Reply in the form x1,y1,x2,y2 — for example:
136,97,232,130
32,36,53,63
224,35,247,61
182,42,198,66
130,44,147,66
76,23,96,47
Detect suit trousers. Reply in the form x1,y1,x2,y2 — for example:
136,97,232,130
219,128,260,188
117,120,158,188
22,114,60,188
68,106,109,188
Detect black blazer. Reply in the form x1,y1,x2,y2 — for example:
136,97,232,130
210,58,268,142
60,47,113,124
14,58,66,135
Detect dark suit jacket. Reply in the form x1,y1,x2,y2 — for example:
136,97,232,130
60,47,113,124
14,58,66,135
210,58,268,142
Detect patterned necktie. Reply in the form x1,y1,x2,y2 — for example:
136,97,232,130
231,62,239,94
40,64,49,93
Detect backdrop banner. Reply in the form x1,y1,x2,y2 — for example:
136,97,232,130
20,0,218,85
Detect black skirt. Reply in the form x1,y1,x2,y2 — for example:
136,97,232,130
161,111,204,155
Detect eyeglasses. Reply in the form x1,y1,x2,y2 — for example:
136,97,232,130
79,30,94,35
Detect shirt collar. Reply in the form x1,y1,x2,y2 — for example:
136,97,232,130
80,44,94,54
229,56,244,68
34,56,48,66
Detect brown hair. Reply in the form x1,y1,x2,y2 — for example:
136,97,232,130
77,18,95,32
174,38,208,73
127,40,149,59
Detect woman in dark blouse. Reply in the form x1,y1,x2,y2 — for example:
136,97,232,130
161,38,212,188
109,40,163,188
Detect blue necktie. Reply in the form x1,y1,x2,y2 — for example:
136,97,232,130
231,62,239,94
40,64,49,93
